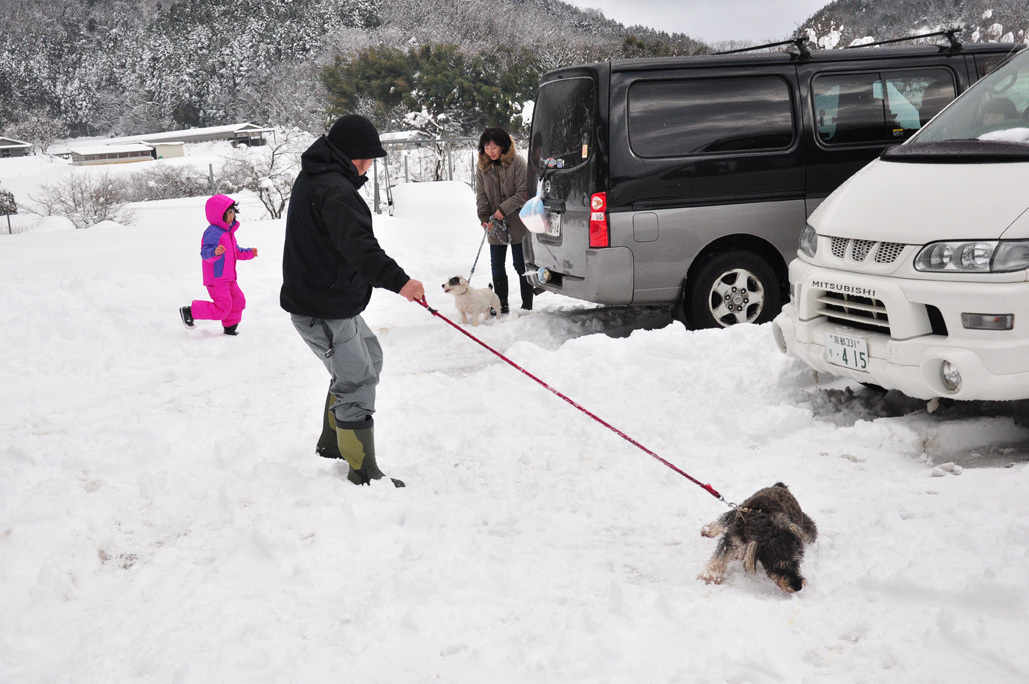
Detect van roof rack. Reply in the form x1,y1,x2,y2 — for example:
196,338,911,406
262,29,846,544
715,28,965,59
715,37,812,59
843,28,962,51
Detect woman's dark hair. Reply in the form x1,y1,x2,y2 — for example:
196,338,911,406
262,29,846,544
478,127,512,155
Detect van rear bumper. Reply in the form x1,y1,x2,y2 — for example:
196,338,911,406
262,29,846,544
525,244,635,305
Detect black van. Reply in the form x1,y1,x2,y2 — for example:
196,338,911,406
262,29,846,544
523,40,1022,328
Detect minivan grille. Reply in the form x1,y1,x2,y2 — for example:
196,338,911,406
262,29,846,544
828,238,906,264
816,291,890,334
851,239,875,261
831,237,848,259
875,242,905,263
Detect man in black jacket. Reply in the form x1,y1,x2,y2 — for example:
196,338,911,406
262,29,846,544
282,114,424,487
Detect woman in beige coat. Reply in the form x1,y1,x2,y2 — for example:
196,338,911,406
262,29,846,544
475,127,533,313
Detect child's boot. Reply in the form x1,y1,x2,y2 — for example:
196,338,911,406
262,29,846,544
336,422,404,488
223,324,239,335
179,305,195,329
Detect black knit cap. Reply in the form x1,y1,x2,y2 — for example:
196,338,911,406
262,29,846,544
327,114,387,160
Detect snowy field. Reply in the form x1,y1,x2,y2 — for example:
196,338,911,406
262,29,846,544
2,147,1029,683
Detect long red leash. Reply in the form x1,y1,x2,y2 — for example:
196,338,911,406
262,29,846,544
416,298,728,506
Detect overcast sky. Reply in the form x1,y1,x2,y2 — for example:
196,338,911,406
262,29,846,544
564,0,830,45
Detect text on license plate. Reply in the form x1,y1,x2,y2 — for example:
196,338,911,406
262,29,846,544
825,331,869,371
544,211,561,237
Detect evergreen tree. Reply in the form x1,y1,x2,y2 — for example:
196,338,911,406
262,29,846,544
321,44,543,134
0,186,16,236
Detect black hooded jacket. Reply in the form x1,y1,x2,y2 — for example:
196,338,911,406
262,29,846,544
280,135,409,319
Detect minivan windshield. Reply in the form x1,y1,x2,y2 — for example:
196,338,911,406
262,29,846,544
528,76,595,171
897,47,1029,158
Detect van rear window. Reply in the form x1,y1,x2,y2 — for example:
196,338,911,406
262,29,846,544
627,77,794,157
529,77,596,171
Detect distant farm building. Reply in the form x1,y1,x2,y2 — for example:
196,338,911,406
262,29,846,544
99,123,273,148
69,143,155,166
151,142,184,159
51,123,275,163
0,136,32,158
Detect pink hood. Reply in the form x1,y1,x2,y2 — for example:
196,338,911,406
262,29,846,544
205,194,237,229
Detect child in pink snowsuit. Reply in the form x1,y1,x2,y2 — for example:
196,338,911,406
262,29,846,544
179,195,258,335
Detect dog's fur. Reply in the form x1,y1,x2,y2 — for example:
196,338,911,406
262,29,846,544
441,276,502,326
698,483,817,593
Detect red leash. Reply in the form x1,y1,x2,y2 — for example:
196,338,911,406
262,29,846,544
416,298,727,505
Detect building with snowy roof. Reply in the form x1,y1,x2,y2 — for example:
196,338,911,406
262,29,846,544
68,143,155,166
103,123,274,147
0,136,33,158
51,123,275,159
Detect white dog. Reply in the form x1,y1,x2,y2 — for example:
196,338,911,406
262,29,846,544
441,276,501,326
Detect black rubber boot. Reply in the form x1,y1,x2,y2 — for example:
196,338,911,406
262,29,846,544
223,324,239,335
315,390,342,459
493,276,509,314
336,422,404,488
519,276,534,311
179,305,195,328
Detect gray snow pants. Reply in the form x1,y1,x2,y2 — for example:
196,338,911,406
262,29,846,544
291,314,383,429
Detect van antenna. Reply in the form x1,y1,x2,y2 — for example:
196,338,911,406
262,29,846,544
843,28,963,52
715,37,812,59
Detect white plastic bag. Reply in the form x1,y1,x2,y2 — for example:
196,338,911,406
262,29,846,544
520,180,547,234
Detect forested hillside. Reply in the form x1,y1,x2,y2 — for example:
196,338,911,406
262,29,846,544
6,0,1024,144
0,0,704,140
803,0,1029,48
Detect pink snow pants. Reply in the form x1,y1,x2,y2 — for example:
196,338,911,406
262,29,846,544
191,281,246,327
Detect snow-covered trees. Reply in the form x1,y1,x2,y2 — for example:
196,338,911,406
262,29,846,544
0,0,378,136
219,131,312,219
6,111,69,155
0,0,706,139
800,0,1029,49
0,186,16,235
30,172,136,230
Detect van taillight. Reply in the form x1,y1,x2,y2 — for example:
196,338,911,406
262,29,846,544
589,192,609,248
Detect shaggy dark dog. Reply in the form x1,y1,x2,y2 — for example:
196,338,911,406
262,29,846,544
698,483,817,593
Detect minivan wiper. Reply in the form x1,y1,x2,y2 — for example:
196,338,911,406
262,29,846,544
882,139,1029,162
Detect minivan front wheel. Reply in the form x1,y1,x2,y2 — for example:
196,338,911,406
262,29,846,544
688,251,782,329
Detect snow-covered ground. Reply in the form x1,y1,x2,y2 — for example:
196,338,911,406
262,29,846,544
2,148,1029,683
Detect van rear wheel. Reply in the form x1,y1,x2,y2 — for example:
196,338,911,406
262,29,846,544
688,251,781,329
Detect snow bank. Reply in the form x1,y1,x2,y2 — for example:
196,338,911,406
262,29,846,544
2,156,1028,683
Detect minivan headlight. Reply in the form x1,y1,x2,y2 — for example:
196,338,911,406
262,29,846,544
799,224,818,258
992,241,1029,272
914,240,1029,272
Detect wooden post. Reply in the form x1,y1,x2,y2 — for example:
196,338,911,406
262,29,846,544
373,159,380,214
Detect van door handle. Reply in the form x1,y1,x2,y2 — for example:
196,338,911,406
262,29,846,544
542,198,565,212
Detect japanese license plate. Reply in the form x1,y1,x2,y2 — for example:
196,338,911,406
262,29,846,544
544,210,561,237
825,331,869,371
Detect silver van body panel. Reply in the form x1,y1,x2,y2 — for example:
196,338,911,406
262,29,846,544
529,200,805,305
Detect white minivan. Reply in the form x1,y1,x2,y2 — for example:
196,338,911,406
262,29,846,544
772,46,1029,401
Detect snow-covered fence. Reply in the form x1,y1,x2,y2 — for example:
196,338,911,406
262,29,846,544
371,136,478,215
370,136,530,215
